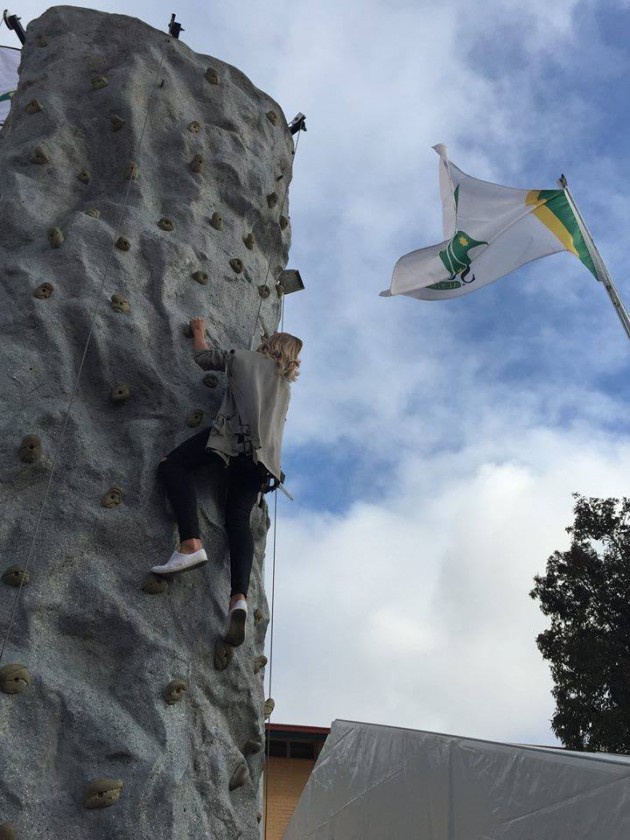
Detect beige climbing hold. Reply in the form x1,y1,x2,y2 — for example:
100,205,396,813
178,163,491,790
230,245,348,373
191,270,208,286
279,215,289,230
253,608,263,623
141,573,169,595
85,208,101,219
210,212,223,231
30,146,48,165
33,282,53,300
253,655,268,675
229,258,243,274
25,99,43,114
229,764,249,791
110,114,125,131
1,565,30,588
111,293,129,314
242,233,255,251
258,285,270,299
91,75,109,91
35,34,47,47
125,162,139,181
214,639,233,671
164,679,188,705
264,698,275,719
83,778,123,810
190,154,204,174
0,664,31,695
19,434,41,463
110,384,130,404
158,218,174,231
101,487,123,508
47,227,64,248
203,374,218,389
266,192,278,208
187,409,204,428
115,236,130,251
204,66,220,85
77,169,91,184
187,120,201,133
266,110,278,126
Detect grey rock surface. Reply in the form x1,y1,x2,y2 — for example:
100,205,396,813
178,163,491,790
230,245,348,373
0,6,293,838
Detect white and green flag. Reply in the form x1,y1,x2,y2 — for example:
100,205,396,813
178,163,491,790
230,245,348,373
0,45,19,123
382,144,596,300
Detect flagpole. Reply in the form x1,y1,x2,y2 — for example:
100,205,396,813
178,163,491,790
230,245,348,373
558,175,630,343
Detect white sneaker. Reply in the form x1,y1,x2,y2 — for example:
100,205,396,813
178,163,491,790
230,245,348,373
225,599,248,647
151,548,208,577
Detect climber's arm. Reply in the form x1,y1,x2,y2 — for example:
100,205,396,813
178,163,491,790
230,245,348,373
190,318,227,370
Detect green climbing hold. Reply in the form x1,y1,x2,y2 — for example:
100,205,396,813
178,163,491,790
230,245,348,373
203,374,218,389
229,258,243,274
258,285,270,299
192,271,208,285
125,162,138,181
210,212,223,231
253,655,268,675
187,120,201,133
77,169,91,184
110,384,130,404
0,664,31,695
279,215,289,231
243,233,255,250
265,110,278,126
110,114,125,132
47,227,64,248
190,154,204,174
110,293,129,314
187,409,204,428
158,218,174,231
85,208,101,219
33,282,53,300
141,574,169,595
101,487,123,508
83,778,123,810
19,434,41,463
266,192,278,208
91,75,109,91
264,698,275,719
30,146,48,165
164,679,187,705
0,823,16,840
115,236,130,251
244,738,263,755
275,281,284,299
229,764,249,792
25,99,42,114
1,565,30,588
204,67,220,85
253,608,263,623
35,33,47,47
214,639,233,671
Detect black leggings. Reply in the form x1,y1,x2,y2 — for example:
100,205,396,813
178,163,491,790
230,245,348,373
158,428,264,596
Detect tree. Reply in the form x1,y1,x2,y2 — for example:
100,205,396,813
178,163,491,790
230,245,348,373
530,494,630,753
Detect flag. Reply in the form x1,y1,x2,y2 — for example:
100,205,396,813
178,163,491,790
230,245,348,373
382,144,596,301
0,45,20,124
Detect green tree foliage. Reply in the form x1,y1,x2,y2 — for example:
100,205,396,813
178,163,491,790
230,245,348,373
530,494,630,753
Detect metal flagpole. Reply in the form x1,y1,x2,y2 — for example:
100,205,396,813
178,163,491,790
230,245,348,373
558,174,630,343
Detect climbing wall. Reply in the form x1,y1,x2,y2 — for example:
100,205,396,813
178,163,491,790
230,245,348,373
0,7,294,839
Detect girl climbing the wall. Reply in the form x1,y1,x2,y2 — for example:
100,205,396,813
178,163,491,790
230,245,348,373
150,317,302,647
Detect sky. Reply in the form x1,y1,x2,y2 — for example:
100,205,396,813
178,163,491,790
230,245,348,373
6,0,630,748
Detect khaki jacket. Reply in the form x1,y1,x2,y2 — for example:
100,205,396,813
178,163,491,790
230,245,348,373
193,347,291,481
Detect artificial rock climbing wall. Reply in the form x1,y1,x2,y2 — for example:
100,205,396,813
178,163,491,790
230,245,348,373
0,6,294,838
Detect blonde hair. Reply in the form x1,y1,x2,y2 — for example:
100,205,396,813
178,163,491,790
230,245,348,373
257,332,303,382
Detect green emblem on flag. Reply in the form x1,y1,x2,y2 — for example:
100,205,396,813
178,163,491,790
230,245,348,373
438,230,488,281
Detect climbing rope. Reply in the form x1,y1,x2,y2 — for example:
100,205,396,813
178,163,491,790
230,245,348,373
0,37,173,666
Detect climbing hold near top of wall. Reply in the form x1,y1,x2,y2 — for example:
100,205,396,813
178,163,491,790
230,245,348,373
110,293,129,313
47,227,64,248
265,110,278,126
279,215,289,231
158,218,174,231
19,435,41,463
25,99,43,114
85,208,101,218
253,607,263,623
263,698,275,719
257,285,270,299
110,384,130,403
115,236,130,251
229,763,249,791
253,655,267,675
242,233,255,250
110,114,125,131
191,271,208,286
229,258,243,274
30,146,48,165
0,664,32,695
91,76,109,91
164,679,188,705
33,282,53,300
210,212,223,231
204,67,220,85
1,565,30,587
83,778,123,810
101,487,123,508
266,192,278,208
125,162,138,181
141,573,169,595
187,409,204,427
214,639,233,671
35,33,47,47
187,120,201,133
77,169,91,184
190,154,204,174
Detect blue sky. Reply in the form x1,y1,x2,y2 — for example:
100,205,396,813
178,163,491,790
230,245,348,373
7,0,630,746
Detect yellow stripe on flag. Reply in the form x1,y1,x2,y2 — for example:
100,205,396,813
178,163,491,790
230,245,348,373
526,191,578,257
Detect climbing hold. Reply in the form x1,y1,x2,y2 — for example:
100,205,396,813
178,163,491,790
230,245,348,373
279,215,289,231
83,778,123,810
229,258,243,274
101,487,123,508
47,227,64,248
203,374,218,389
266,192,278,208
210,212,223,231
125,162,139,181
187,409,204,428
25,99,43,114
266,110,278,126
115,236,130,251
77,169,91,184
253,655,268,675
0,664,31,695
229,763,249,791
190,154,204,174
214,639,233,671
164,679,188,705
0,824,16,840
1,565,30,588
19,435,41,463
257,812,262,824
204,66,220,85
275,281,284,299
242,233,255,251
141,573,169,595
110,384,130,404
158,218,174,231
263,698,275,719
110,293,129,314
85,208,100,219
253,607,263,623
191,271,208,286
187,120,201,133
33,282,53,300
110,114,125,132
244,738,263,755
91,75,109,91
35,33,47,47
30,146,48,165
257,285,270,299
